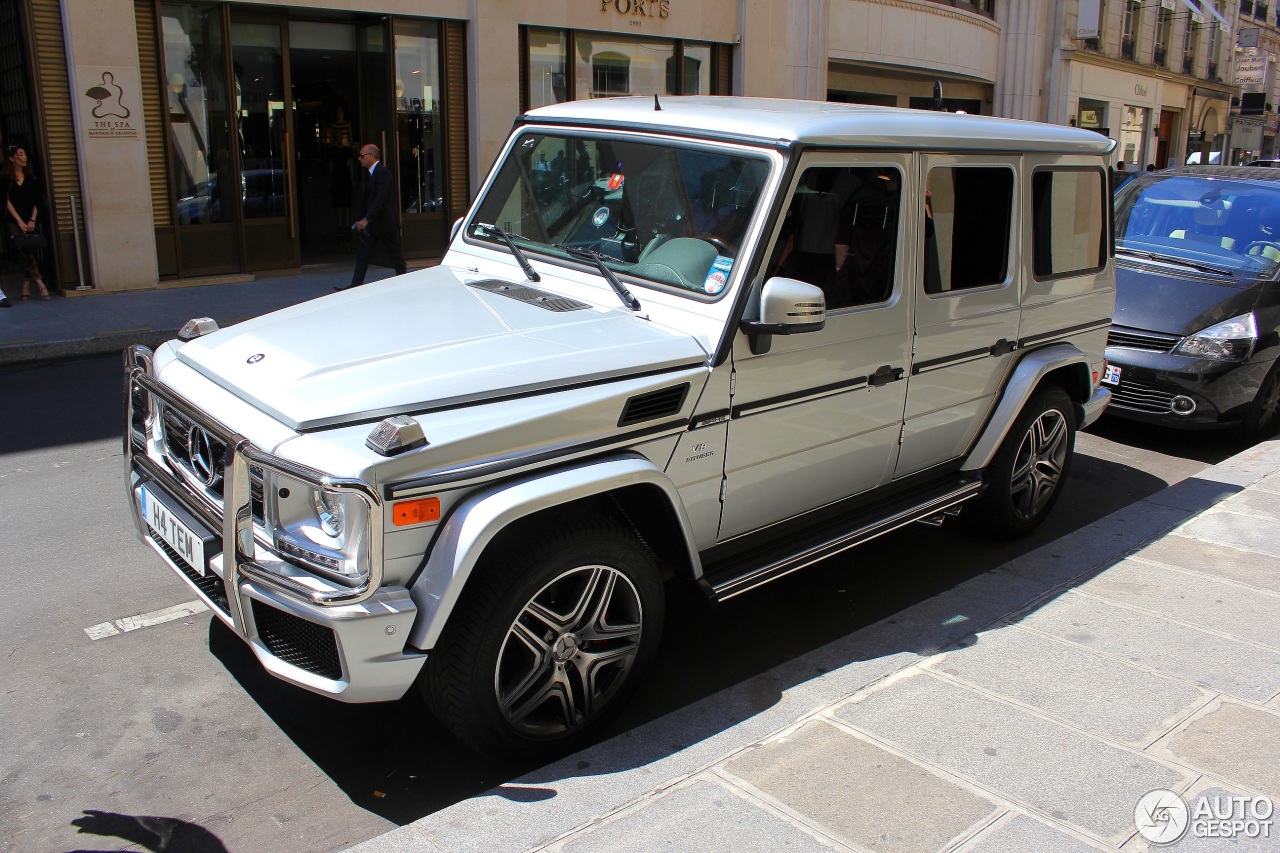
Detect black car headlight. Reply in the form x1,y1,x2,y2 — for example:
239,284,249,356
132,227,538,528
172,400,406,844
1174,313,1257,361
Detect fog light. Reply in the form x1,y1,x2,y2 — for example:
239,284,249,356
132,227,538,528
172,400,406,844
1171,395,1196,415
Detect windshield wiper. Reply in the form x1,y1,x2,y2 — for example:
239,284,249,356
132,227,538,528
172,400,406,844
1117,248,1234,277
475,222,540,282
555,244,642,312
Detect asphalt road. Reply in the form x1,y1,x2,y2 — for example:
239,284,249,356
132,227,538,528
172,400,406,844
0,354,1244,853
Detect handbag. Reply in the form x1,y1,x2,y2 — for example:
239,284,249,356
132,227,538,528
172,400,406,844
7,224,46,251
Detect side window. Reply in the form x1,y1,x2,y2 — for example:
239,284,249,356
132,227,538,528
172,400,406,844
923,166,1014,294
1032,169,1106,277
767,166,901,310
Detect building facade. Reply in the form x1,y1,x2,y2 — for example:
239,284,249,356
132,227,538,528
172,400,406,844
0,0,1243,296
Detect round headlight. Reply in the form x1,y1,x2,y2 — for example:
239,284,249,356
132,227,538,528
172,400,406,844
312,489,345,538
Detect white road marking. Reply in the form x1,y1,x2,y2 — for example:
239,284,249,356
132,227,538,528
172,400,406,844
84,600,209,641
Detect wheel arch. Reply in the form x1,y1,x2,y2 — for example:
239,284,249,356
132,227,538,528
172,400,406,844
962,343,1093,472
405,453,698,651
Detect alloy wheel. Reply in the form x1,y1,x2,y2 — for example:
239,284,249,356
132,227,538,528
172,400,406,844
1008,408,1068,522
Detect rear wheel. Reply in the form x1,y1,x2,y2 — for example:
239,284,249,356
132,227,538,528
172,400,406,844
421,516,663,759
969,385,1075,538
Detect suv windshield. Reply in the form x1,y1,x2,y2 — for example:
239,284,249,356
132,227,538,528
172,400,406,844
468,132,770,297
1115,175,1280,277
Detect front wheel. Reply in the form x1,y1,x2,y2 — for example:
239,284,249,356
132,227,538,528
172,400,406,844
421,517,664,760
1241,363,1280,445
969,385,1075,538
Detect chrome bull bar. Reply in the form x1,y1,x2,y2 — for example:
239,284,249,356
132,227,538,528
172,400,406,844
124,346,384,635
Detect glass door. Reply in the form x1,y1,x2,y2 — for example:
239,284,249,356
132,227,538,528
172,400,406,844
230,16,299,269
393,19,446,255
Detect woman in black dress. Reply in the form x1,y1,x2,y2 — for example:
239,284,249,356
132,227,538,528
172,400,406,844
5,144,48,300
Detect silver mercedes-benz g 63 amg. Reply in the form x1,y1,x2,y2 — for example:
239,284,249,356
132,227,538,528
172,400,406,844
124,96,1114,758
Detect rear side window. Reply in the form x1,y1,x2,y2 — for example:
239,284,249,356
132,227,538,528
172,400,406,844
923,166,1014,294
1032,169,1106,278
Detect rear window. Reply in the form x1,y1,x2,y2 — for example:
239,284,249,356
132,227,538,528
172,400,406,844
1032,169,1106,278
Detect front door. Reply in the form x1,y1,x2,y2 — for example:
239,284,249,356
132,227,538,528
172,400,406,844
719,155,913,540
230,16,299,270
894,154,1021,477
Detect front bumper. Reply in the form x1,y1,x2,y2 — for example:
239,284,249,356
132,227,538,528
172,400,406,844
1102,345,1273,429
125,346,426,702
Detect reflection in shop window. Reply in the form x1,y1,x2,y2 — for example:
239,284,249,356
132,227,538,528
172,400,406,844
592,52,630,97
527,28,567,110
1121,105,1147,167
394,20,443,215
575,36,674,100
162,2,232,226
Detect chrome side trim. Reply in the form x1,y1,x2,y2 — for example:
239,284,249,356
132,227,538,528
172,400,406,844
707,478,984,602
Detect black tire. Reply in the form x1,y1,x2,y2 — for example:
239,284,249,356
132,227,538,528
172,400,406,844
421,516,664,760
969,385,1075,539
1241,364,1280,445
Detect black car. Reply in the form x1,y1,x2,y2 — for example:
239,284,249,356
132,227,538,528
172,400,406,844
1108,166,1280,441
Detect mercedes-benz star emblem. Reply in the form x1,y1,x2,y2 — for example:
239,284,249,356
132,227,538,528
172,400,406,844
246,353,265,364
187,426,224,489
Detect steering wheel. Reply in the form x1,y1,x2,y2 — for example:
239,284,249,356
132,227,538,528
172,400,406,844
1244,240,1280,258
696,233,731,256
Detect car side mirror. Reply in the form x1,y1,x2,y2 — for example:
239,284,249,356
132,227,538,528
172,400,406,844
450,217,464,243
739,277,826,355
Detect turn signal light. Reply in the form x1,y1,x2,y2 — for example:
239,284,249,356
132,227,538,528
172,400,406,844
393,497,440,527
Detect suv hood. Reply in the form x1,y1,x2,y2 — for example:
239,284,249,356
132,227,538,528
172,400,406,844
1114,261,1263,336
174,266,707,430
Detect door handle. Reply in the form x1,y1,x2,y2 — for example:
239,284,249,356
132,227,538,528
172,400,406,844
869,365,904,387
989,338,1016,357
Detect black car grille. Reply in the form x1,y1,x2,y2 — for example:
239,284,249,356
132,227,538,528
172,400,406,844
1107,327,1182,352
149,530,230,614
1108,378,1176,413
160,406,264,522
251,600,343,681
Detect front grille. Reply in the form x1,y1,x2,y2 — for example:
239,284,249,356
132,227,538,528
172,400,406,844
1108,378,1177,414
160,405,263,522
148,530,229,614
1107,327,1182,352
251,600,343,680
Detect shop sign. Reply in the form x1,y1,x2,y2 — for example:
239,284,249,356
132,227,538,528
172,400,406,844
1234,116,1265,149
1188,129,1205,142
77,66,140,140
1076,0,1100,38
600,0,670,20
1234,56,1269,86
1079,109,1100,128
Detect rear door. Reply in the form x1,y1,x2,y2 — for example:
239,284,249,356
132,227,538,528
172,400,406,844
894,155,1022,477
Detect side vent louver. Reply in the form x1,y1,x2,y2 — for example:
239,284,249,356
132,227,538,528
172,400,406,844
618,384,690,427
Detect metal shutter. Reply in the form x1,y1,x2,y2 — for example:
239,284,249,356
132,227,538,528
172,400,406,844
134,0,169,227
442,18,470,222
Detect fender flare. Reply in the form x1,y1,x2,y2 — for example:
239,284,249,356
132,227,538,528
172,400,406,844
405,453,700,651
961,343,1091,472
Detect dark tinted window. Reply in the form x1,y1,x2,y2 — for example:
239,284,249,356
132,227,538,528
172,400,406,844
1032,169,1106,277
924,166,1014,293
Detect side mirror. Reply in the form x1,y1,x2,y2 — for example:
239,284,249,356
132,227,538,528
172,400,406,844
449,217,464,243
739,277,826,355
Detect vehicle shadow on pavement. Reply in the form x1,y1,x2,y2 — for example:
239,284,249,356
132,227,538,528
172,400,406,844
205,450,1213,829
66,808,230,853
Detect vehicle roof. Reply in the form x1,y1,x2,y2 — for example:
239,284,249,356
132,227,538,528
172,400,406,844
522,96,1116,155
1146,165,1280,182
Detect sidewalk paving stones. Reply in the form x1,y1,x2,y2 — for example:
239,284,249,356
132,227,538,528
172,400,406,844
957,814,1106,853
923,628,1209,746
830,672,1189,843
1135,536,1280,594
1164,703,1280,801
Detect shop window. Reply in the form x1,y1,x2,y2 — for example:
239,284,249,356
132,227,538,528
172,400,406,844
1032,170,1106,278
923,167,1013,293
767,166,902,309
393,19,443,214
523,29,728,110
162,3,233,225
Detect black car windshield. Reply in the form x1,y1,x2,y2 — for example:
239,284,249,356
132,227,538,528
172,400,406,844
467,132,771,298
1115,175,1280,277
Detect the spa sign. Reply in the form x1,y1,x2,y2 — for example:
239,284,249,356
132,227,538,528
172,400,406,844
601,0,671,22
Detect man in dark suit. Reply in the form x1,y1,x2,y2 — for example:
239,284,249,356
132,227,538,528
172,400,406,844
337,143,407,290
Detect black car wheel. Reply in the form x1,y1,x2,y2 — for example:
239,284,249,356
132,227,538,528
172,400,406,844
969,385,1075,539
421,516,663,759
1242,364,1280,444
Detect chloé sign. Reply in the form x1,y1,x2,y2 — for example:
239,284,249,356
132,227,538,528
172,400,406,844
600,0,671,19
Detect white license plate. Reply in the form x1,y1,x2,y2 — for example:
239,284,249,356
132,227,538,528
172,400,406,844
139,485,206,575
1102,364,1122,386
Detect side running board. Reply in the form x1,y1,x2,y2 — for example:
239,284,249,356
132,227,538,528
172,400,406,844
700,475,983,603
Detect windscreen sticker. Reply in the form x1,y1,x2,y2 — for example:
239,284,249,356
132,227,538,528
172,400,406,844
703,255,734,294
